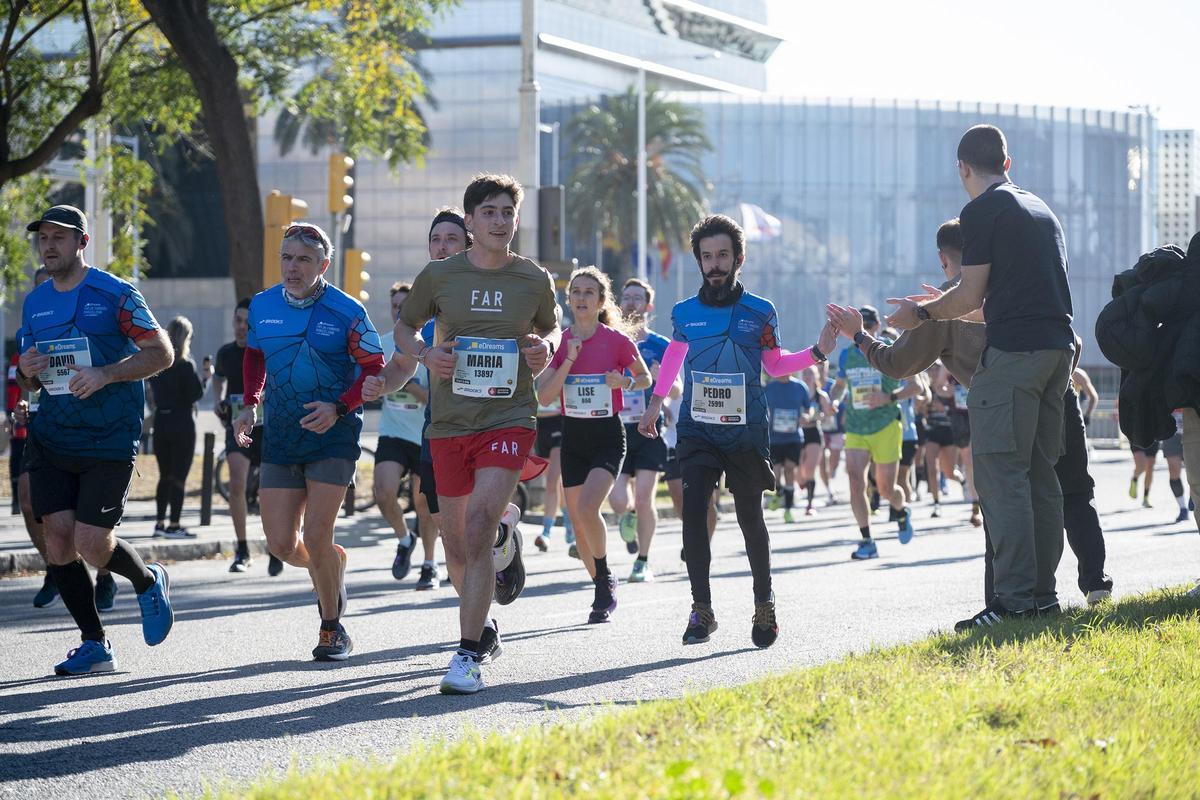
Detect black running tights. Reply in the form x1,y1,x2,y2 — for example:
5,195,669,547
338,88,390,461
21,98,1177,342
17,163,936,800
681,462,772,605
154,426,195,524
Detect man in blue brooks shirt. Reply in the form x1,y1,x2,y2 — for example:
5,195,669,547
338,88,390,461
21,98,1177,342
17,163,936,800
233,222,384,662
16,205,175,676
639,214,837,649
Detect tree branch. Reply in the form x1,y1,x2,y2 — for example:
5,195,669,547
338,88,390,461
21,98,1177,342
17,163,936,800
81,0,100,88
223,0,308,32
4,0,72,68
100,17,157,86
0,84,101,182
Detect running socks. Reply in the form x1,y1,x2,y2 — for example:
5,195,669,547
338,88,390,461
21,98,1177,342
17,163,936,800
636,554,648,564
104,539,155,593
541,518,553,539
1171,478,1187,509
805,480,816,506
457,638,481,661
320,619,340,632
859,525,871,541
783,486,795,510
49,560,104,642
594,555,610,578
895,508,910,528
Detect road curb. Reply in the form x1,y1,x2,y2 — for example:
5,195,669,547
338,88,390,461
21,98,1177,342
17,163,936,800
1,537,274,578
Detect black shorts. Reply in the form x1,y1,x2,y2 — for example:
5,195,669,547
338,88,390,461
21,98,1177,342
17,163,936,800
535,414,563,457
560,415,626,488
376,436,422,473
417,458,439,514
926,421,955,448
915,414,928,445
23,436,134,529
663,447,681,481
10,436,26,477
1130,441,1159,458
802,426,823,447
678,438,775,496
225,425,263,466
769,441,802,466
900,439,917,467
950,411,971,448
621,421,667,475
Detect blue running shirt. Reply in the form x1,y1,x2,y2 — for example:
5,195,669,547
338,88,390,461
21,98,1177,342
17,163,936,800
765,378,810,446
248,283,382,464
619,328,670,424
21,268,160,460
671,292,779,455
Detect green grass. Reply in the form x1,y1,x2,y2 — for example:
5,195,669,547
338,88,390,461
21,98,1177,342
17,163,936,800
193,590,1200,799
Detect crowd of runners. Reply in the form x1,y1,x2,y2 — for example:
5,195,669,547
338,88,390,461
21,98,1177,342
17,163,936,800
6,124,1200,694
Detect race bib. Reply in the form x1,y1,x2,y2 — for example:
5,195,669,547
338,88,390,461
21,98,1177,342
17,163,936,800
227,392,246,419
36,337,91,396
772,408,800,434
384,388,422,412
563,374,612,418
691,371,746,425
453,337,518,398
618,389,646,423
847,368,881,410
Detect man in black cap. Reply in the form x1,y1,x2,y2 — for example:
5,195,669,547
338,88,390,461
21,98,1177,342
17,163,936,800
15,205,177,675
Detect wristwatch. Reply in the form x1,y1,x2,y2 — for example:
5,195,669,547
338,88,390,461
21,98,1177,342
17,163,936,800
853,331,870,346
916,305,932,322
334,401,350,418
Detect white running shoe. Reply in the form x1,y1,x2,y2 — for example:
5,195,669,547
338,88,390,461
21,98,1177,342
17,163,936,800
1086,589,1111,606
439,653,484,695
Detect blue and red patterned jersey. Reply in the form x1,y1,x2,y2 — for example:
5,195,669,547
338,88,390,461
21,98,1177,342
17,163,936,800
21,267,160,460
248,283,383,464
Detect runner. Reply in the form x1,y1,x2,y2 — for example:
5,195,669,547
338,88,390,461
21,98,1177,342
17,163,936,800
538,267,649,617
16,205,175,675
533,388,573,555
662,388,717,560
829,306,920,559
765,373,808,524
638,213,838,647
1129,439,1156,508
1164,410,1190,524
374,281,428,584
233,221,385,662
1072,367,1099,429
924,363,958,518
395,174,559,694
896,386,926,506
947,371,984,527
213,298,279,574
818,362,846,505
147,316,205,539
607,277,678,579
796,366,830,515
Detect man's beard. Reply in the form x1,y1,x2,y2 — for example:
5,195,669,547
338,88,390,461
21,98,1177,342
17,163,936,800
698,268,743,307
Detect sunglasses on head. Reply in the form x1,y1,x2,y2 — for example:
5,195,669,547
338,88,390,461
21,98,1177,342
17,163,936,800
284,225,328,254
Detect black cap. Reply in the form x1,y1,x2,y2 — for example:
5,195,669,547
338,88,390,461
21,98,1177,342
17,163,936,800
859,305,879,326
27,205,87,236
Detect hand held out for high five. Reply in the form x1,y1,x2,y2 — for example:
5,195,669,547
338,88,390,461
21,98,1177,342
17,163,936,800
638,395,664,439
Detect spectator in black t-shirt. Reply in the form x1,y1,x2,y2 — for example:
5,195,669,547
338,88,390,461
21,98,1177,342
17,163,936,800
885,124,1074,629
147,316,205,539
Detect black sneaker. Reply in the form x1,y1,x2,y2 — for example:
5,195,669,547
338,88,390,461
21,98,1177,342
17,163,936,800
588,574,618,623
1037,602,1062,617
751,594,779,648
312,624,353,661
479,619,503,664
953,602,1030,633
33,573,59,608
268,554,284,576
229,551,252,573
392,535,416,581
94,573,118,613
683,603,718,644
415,563,439,591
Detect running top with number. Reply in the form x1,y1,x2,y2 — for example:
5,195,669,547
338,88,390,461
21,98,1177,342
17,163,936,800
619,328,670,424
215,341,255,426
765,378,810,445
837,345,900,436
379,340,426,445
671,291,779,454
399,251,558,438
20,267,160,460
248,283,383,464
548,324,638,418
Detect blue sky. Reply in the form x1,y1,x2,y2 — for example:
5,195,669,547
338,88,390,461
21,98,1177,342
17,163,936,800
766,0,1199,131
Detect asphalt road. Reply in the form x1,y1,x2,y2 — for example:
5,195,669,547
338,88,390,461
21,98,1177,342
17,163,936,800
1,451,1197,799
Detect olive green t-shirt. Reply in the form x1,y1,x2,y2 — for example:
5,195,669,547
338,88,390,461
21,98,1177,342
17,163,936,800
400,250,559,438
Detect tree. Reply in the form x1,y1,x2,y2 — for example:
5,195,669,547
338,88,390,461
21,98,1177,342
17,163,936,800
565,86,712,279
139,0,452,300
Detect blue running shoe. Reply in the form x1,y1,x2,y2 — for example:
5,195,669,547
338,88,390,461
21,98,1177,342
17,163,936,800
138,563,174,646
55,639,115,676
851,540,878,560
897,509,914,545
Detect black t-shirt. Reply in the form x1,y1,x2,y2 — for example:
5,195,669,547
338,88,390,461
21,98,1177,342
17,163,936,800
148,358,204,432
214,341,245,397
960,181,1074,352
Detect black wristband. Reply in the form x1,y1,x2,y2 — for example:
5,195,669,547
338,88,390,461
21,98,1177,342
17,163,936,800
853,331,869,346
810,343,827,363
916,305,932,322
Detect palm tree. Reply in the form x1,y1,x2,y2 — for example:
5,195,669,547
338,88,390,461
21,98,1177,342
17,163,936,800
565,86,712,278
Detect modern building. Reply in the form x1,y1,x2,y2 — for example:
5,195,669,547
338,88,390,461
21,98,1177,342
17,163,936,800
1157,129,1198,248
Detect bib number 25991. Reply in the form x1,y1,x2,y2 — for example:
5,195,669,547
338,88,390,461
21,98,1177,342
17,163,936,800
691,371,746,425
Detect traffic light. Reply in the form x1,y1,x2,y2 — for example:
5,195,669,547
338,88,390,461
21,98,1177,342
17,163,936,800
328,154,354,215
343,248,371,302
263,189,309,288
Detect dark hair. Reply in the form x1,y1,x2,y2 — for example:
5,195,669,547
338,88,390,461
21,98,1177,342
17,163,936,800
390,281,412,298
235,297,251,312
957,124,1008,174
429,207,472,246
569,266,629,337
463,174,524,215
936,218,963,253
33,265,48,280
690,214,745,266
622,277,653,305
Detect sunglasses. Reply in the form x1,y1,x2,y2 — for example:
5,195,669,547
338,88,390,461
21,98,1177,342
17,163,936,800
284,224,329,254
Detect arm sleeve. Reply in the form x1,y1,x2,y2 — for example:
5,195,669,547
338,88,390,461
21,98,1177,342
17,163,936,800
864,325,944,381
761,347,817,377
398,266,438,330
339,313,386,411
118,287,162,343
653,340,688,398
243,347,266,406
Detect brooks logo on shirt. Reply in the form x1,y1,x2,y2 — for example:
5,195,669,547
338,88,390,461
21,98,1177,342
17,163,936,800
470,289,503,313
258,318,283,325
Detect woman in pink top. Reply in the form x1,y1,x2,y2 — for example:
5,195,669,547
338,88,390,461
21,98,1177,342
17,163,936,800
538,267,651,623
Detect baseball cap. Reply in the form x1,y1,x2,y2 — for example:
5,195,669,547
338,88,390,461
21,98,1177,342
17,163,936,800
27,205,88,236
859,305,880,326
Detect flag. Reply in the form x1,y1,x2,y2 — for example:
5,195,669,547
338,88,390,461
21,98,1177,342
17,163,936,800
657,238,672,278
739,202,782,242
